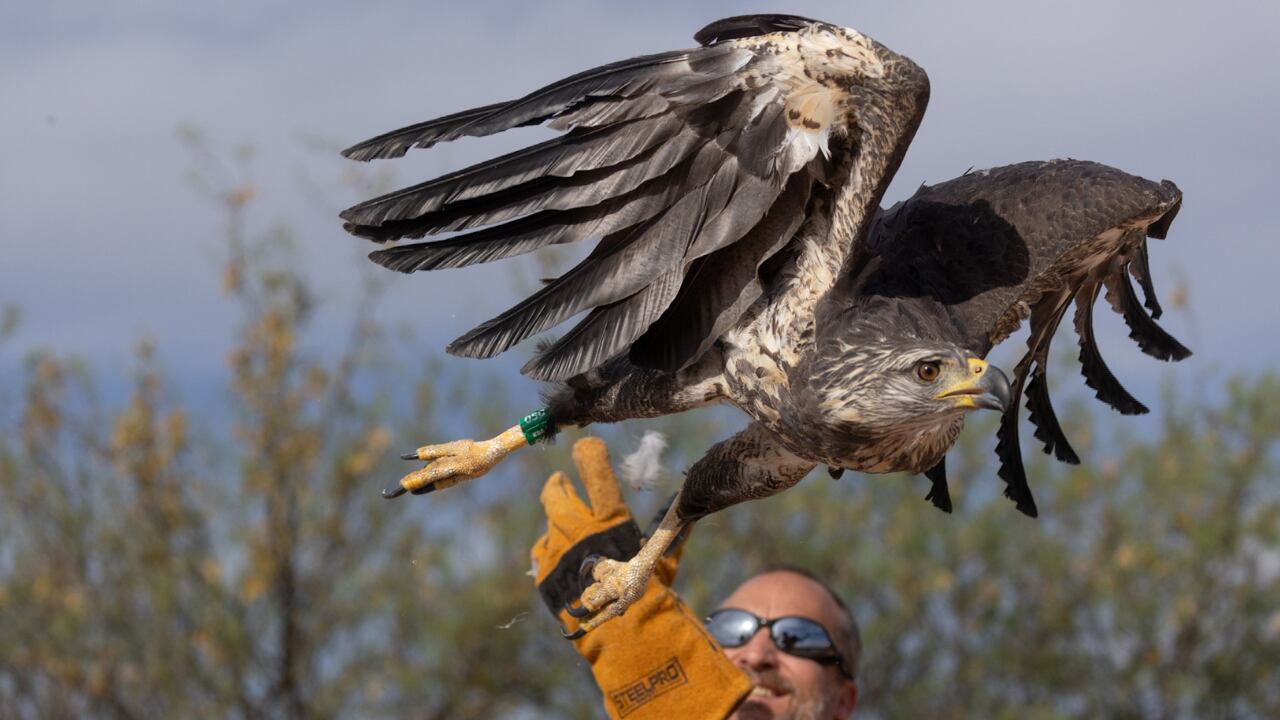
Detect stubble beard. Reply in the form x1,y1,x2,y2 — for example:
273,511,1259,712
733,669,840,720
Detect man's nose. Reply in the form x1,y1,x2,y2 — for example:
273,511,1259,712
730,627,778,671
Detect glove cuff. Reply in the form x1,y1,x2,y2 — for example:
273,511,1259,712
569,582,753,720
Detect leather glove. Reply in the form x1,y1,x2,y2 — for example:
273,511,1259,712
532,437,752,720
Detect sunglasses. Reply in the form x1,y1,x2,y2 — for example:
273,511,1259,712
705,608,852,679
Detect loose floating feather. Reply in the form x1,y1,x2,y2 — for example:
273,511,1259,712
620,431,669,491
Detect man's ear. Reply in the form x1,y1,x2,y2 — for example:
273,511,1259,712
835,680,858,718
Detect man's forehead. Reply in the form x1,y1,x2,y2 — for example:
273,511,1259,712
718,570,842,625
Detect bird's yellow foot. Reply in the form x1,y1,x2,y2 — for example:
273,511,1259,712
562,555,656,638
560,494,686,638
384,425,528,498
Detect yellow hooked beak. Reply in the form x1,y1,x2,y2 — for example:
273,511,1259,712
934,358,1011,412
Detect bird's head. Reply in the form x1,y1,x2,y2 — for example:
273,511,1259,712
813,340,1010,425
806,333,1010,471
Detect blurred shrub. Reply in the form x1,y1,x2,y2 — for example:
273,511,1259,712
0,140,1275,719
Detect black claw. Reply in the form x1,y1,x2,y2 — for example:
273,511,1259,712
382,485,407,499
410,483,438,496
564,600,591,619
579,554,601,582
561,626,586,640
400,451,420,460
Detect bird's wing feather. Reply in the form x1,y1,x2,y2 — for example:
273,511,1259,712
341,15,908,381
868,160,1185,516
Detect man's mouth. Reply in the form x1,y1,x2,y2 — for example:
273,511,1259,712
750,684,789,699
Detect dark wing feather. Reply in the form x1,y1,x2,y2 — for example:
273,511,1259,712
869,160,1185,514
340,46,747,160
1075,281,1150,416
340,102,510,161
1025,363,1081,465
1103,267,1191,361
1130,240,1163,319
923,457,953,513
630,172,813,371
446,165,736,362
343,17,902,381
694,15,821,46
342,114,689,229
993,290,1075,517
522,268,685,380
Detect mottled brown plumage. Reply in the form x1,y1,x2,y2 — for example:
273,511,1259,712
341,14,1187,631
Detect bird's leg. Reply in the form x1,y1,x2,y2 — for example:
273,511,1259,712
383,409,552,498
563,494,687,638
545,358,724,426
385,356,722,499
563,423,813,636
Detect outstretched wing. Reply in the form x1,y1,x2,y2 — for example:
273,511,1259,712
869,160,1186,516
340,15,927,381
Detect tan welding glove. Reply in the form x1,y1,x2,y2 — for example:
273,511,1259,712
532,437,752,720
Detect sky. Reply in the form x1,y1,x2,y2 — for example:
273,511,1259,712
2,0,1277,415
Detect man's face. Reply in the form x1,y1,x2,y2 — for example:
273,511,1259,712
720,571,858,720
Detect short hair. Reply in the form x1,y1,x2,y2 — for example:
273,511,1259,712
754,562,862,682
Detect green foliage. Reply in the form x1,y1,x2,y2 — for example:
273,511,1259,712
0,140,1276,719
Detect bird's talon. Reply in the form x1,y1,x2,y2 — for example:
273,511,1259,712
382,485,407,499
564,599,591,619
400,451,420,460
578,554,601,583
410,482,438,496
561,626,586,641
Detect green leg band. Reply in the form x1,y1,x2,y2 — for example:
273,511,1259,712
519,408,551,445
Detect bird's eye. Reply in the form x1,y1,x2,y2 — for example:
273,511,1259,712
915,361,941,382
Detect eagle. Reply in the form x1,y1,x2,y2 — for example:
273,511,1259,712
340,15,1187,634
